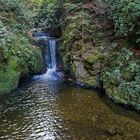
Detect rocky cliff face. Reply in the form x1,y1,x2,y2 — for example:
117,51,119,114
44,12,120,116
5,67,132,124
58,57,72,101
59,2,110,87
59,1,140,108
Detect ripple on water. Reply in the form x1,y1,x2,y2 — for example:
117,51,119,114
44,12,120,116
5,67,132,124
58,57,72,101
0,80,140,140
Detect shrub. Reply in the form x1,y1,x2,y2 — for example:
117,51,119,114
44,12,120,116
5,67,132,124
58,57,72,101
0,0,31,20
108,0,140,44
35,0,63,30
101,46,140,106
0,21,11,48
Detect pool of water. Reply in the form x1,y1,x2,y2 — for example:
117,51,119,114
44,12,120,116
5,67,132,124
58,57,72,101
0,79,140,140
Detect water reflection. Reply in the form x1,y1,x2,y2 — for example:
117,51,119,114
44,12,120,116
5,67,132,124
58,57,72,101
0,80,140,139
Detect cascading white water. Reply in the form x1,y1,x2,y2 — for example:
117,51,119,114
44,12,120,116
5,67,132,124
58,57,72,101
43,40,57,80
49,40,56,69
34,37,57,80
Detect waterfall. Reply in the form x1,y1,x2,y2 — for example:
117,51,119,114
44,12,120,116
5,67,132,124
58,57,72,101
48,40,56,70
43,40,57,80
33,36,58,80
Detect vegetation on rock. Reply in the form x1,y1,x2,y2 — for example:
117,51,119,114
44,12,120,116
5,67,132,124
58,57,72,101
108,0,140,46
101,46,140,108
59,0,140,108
35,0,63,33
0,0,43,93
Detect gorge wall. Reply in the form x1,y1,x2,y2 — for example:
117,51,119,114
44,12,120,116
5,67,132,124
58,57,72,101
59,1,140,109
0,1,44,93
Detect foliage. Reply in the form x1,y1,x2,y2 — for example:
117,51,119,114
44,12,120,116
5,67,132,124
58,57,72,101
108,0,140,44
101,46,140,106
0,0,31,21
0,0,37,64
63,2,78,14
0,20,42,70
63,0,93,4
0,0,44,93
0,0,35,36
0,21,11,48
35,0,63,30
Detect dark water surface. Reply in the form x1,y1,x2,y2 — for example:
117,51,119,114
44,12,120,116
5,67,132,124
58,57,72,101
0,79,140,140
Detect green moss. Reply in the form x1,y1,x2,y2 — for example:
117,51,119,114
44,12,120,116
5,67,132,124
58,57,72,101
85,50,104,65
71,62,77,76
0,56,21,93
122,68,134,80
106,85,140,109
0,45,44,93
0,1,45,93
60,1,103,89
101,47,140,109
27,48,43,74
82,77,96,87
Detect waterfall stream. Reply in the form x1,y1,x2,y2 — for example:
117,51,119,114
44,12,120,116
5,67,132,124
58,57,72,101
48,40,57,70
33,34,58,80
43,39,57,80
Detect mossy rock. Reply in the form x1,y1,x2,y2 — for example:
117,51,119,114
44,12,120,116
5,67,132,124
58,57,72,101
101,48,140,109
0,56,21,93
105,85,140,109
81,76,97,87
27,48,43,74
0,45,44,93
71,62,77,76
84,50,104,65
